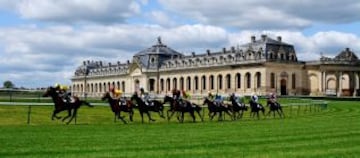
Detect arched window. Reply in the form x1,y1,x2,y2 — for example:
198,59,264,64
226,74,231,89
173,78,177,90
194,76,199,90
117,81,120,90
187,76,191,90
180,77,184,90
99,83,102,93
95,83,98,92
121,81,125,93
90,83,94,92
149,79,155,91
210,75,214,90
292,73,296,89
218,75,223,90
245,73,251,89
160,79,164,91
202,76,206,90
236,73,241,89
103,83,106,92
166,78,171,91
270,73,275,88
255,72,261,88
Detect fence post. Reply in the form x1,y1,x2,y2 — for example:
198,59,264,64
27,105,31,125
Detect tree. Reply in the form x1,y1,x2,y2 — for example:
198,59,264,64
3,80,15,89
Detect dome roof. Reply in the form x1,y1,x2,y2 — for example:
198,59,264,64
134,37,183,57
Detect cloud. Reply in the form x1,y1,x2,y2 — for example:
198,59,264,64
12,0,140,23
158,0,360,30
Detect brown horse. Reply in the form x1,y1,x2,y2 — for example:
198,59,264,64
101,92,134,124
203,98,233,121
43,86,93,124
163,95,203,123
130,93,165,123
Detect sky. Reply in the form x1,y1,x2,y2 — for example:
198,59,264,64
0,0,360,88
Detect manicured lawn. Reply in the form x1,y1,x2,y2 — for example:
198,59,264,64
0,101,359,157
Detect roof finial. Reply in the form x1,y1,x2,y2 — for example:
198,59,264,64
157,36,162,45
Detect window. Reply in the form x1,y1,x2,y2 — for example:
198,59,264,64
218,75,223,90
166,78,171,91
292,73,296,89
245,73,251,89
149,79,155,91
210,75,214,90
270,73,275,88
202,76,206,90
226,74,231,89
236,73,241,89
180,77,184,90
194,76,199,90
121,81,125,93
160,79,164,91
256,72,261,88
187,77,191,90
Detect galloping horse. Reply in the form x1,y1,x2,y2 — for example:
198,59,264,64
249,100,265,119
130,93,165,123
43,86,93,124
101,92,134,124
266,100,285,118
163,95,203,123
229,95,248,120
203,97,233,121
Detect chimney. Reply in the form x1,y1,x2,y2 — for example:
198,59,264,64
251,36,256,43
346,47,350,51
231,46,235,53
87,60,90,64
83,61,86,66
117,61,121,65
100,61,103,66
108,62,112,66
222,48,226,53
261,34,267,41
192,52,195,57
207,49,211,55
127,60,130,64
277,36,282,42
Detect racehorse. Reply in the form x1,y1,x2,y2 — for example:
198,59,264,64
203,97,233,121
163,95,203,123
248,100,265,119
228,95,248,120
101,92,134,124
130,93,165,123
43,86,93,124
266,100,285,118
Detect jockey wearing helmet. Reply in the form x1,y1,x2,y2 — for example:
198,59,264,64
214,93,224,107
251,93,259,104
109,86,123,99
268,92,277,105
140,88,151,106
208,91,215,101
55,83,72,103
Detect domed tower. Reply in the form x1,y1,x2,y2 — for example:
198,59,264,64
133,37,183,70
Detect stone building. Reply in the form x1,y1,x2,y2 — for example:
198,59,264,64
71,35,360,97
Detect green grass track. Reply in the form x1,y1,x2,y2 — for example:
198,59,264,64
0,101,359,158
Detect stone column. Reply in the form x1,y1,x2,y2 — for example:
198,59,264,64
353,72,359,97
337,71,343,97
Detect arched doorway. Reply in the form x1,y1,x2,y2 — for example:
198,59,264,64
134,79,140,92
281,79,287,95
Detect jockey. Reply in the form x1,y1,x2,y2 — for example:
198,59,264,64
251,93,260,108
55,83,72,103
140,88,152,106
109,86,122,99
214,93,224,107
208,91,215,101
231,93,244,105
268,92,278,105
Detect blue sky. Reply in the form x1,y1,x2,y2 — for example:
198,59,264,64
0,0,360,88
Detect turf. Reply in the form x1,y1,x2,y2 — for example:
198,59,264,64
0,101,359,158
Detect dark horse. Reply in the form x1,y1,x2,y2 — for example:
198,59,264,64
130,93,165,123
203,97,233,121
228,95,248,120
266,100,285,118
43,86,93,124
101,92,135,124
249,100,265,119
163,95,203,123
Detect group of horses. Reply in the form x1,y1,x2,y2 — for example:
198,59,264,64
43,86,285,125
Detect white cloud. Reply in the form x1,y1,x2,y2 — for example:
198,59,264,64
14,0,140,23
158,0,360,30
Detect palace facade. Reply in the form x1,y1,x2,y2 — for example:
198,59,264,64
71,35,360,97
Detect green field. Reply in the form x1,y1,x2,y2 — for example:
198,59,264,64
0,100,359,158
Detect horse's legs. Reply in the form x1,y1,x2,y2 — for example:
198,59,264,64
225,111,233,120
196,110,204,122
52,109,62,120
66,109,77,125
158,111,165,119
218,112,223,121
146,112,155,122
129,110,134,122
209,112,216,121
167,110,175,121
118,112,127,124
62,109,72,122
190,111,196,122
140,112,144,124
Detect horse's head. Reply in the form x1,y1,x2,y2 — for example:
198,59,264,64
43,86,57,97
101,92,110,101
203,97,210,105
